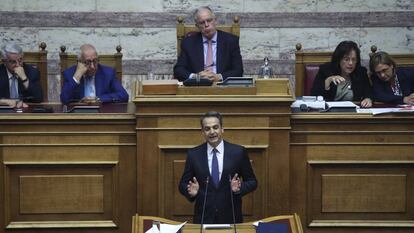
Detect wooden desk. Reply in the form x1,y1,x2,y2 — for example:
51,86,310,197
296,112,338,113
2,95,414,233
132,214,303,233
134,80,294,222
0,103,137,233
290,112,414,232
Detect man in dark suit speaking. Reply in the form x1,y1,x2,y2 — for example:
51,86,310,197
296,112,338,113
173,6,244,82
179,111,257,224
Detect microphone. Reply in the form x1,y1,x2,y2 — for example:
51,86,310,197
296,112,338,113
200,176,209,233
228,175,237,233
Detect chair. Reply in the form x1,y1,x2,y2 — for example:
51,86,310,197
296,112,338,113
132,214,304,233
0,42,48,101
59,45,123,84
294,43,332,97
176,15,240,56
295,44,414,98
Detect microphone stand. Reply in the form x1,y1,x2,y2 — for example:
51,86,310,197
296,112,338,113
200,177,209,233
229,175,237,233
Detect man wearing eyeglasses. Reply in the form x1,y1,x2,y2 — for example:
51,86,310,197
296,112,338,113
60,44,128,104
0,43,43,107
173,6,243,82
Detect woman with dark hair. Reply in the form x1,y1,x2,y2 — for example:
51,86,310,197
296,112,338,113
369,51,414,105
311,41,373,107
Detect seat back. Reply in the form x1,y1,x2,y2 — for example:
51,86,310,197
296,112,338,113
59,45,123,85
295,43,332,97
370,45,414,70
295,44,414,98
176,16,240,56
0,42,48,101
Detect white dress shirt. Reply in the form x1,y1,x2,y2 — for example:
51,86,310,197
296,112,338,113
207,140,224,181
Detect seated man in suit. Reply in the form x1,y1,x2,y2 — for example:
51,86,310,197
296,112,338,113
60,44,128,104
173,6,243,82
370,51,414,105
0,43,43,107
179,111,257,224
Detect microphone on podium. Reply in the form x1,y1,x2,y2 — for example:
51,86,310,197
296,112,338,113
228,174,237,233
200,176,209,233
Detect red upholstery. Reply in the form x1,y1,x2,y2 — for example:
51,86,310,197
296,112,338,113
185,31,198,38
304,65,319,96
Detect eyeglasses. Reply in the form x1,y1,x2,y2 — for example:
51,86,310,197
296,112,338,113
196,18,214,27
5,58,23,65
82,59,99,66
341,56,357,64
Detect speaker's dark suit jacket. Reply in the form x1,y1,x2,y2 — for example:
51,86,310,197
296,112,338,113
173,30,243,81
60,64,128,104
0,63,43,102
179,141,257,224
372,67,414,104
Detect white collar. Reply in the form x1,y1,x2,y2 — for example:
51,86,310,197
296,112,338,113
207,140,224,155
6,68,14,80
202,31,218,43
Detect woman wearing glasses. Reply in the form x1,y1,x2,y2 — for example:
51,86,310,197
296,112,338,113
311,40,373,107
369,51,414,105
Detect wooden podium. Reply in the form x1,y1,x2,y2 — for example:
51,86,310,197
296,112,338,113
133,79,294,222
132,214,303,233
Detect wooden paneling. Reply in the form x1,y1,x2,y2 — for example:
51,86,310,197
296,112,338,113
135,86,293,223
20,175,104,214
0,105,136,233
291,113,414,232
321,174,406,213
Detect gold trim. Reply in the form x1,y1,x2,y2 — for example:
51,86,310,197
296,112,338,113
309,220,414,227
6,221,117,229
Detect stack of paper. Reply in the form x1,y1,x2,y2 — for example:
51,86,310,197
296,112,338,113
145,221,187,233
325,101,357,108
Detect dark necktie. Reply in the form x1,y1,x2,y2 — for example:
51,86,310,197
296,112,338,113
10,75,19,99
211,148,219,187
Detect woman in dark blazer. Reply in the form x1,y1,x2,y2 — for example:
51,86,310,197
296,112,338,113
311,41,373,107
369,51,414,105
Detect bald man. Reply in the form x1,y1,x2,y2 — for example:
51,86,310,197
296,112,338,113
60,44,128,104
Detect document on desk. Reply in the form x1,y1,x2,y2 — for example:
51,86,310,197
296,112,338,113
145,221,187,233
160,221,186,233
357,106,414,115
326,101,358,108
